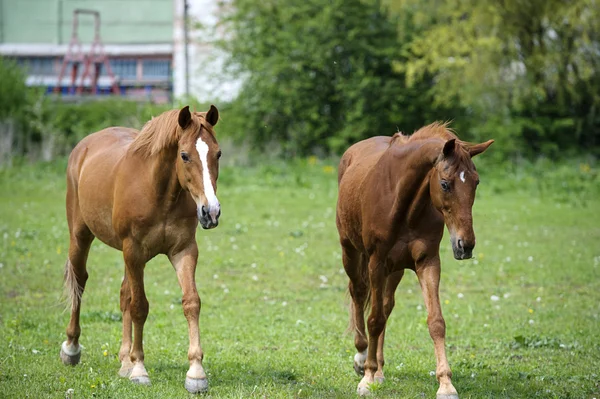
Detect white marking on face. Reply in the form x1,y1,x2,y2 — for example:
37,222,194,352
460,170,466,183
195,137,220,216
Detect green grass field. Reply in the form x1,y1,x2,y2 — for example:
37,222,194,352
0,158,599,398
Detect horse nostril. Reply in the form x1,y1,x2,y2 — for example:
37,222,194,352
457,239,464,250
201,205,208,218
216,208,221,218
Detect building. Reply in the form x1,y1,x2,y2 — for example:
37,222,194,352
0,0,239,103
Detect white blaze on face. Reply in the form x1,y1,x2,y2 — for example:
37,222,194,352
195,137,220,216
460,170,466,183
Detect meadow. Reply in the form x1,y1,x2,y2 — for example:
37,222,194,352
0,157,599,398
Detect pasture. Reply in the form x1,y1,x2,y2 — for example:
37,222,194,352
0,158,599,398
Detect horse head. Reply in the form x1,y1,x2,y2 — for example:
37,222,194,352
175,105,221,229
429,138,493,259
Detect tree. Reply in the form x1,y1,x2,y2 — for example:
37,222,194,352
391,0,600,158
0,57,29,164
217,0,450,155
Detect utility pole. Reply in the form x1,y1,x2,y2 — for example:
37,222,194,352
183,0,190,98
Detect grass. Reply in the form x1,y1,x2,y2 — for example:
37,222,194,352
0,157,599,398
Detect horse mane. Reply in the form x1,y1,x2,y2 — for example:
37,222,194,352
390,121,458,146
129,109,182,157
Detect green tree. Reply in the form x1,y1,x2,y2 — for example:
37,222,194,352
0,57,28,120
0,57,29,164
391,0,600,158
218,0,453,155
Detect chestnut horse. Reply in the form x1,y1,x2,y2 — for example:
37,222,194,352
59,105,221,393
336,123,493,398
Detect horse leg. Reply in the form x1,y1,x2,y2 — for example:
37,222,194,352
60,223,94,366
118,269,134,377
123,241,150,385
169,243,207,394
342,245,368,377
374,269,404,384
416,260,458,399
357,253,386,396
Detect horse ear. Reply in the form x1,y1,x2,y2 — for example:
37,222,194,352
442,139,456,158
178,106,192,129
206,104,219,126
468,139,494,158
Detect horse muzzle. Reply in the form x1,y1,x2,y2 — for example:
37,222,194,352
451,237,474,260
198,204,220,229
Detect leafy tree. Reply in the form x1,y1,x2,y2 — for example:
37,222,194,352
391,0,600,158
0,57,28,120
217,0,455,155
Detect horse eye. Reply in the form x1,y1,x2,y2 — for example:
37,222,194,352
441,180,450,192
216,150,222,159
181,152,190,162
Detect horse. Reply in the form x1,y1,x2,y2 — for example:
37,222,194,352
336,122,493,398
59,105,221,393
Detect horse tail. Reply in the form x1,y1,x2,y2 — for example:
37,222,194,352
63,258,82,312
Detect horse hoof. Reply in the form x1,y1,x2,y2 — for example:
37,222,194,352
374,375,385,384
356,385,371,396
185,377,208,394
437,394,459,399
60,341,81,366
353,351,366,376
354,362,365,377
118,365,133,378
130,375,151,386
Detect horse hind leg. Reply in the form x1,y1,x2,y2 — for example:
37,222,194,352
343,246,369,377
60,226,94,366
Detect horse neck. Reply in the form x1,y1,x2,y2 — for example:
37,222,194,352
147,146,184,205
385,141,441,226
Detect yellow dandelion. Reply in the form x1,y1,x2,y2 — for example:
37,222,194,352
308,156,317,166
56,247,62,255
444,299,450,305
322,165,335,174
478,253,484,260
580,163,591,173
528,308,534,314
103,350,108,357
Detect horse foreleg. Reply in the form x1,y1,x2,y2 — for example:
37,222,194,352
417,260,458,399
123,242,150,385
357,254,386,396
375,269,404,384
118,269,134,377
169,244,207,394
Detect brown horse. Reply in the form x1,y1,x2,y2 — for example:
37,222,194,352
336,122,493,398
59,105,221,393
